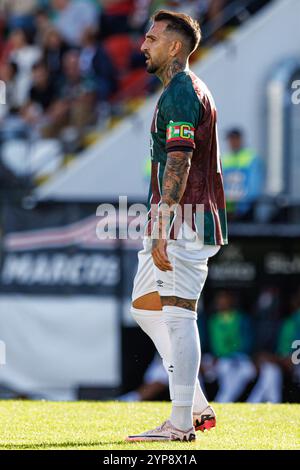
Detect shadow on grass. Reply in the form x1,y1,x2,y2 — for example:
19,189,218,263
0,440,126,450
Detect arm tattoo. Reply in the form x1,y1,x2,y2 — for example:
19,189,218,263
161,150,192,208
152,151,191,242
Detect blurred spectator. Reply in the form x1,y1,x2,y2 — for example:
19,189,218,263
0,59,30,145
51,0,98,46
99,0,135,38
222,128,264,220
80,27,117,101
0,62,20,121
7,28,41,106
1,0,37,33
34,7,53,45
247,289,300,403
21,61,60,136
42,28,70,83
205,291,256,402
28,60,59,112
60,49,98,113
253,286,281,354
246,287,282,403
40,50,98,143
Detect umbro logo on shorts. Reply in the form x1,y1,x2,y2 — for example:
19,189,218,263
156,280,164,287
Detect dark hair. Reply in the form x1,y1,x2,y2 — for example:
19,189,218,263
9,61,18,76
152,9,201,54
32,60,48,71
226,128,243,139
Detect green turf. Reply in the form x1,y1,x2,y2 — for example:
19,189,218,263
0,401,299,450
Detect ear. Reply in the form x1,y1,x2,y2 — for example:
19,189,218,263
169,40,182,57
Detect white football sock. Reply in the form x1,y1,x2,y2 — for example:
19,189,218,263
131,307,174,399
163,306,200,431
131,306,209,412
193,380,209,414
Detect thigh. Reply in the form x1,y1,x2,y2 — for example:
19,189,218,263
133,291,161,310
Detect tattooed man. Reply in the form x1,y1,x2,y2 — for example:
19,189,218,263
127,10,228,442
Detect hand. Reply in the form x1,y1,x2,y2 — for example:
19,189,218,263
151,237,173,272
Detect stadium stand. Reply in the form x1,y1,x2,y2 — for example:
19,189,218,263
0,0,273,188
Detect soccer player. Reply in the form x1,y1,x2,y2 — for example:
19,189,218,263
126,10,228,442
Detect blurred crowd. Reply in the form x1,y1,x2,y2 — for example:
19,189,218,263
0,0,272,185
120,287,300,403
0,0,149,178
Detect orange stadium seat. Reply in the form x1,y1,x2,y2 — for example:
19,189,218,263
104,34,148,102
103,34,134,74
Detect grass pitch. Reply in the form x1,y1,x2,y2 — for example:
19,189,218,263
0,401,299,450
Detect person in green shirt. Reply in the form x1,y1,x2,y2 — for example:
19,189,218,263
207,291,256,402
247,289,300,403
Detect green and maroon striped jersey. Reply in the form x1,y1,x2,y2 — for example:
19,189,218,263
146,70,228,246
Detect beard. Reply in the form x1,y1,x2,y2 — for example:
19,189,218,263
145,58,159,74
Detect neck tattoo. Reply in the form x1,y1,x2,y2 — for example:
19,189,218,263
159,59,186,88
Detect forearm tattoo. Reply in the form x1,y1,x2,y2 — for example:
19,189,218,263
161,150,192,208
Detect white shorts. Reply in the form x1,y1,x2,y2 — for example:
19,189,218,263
132,231,220,301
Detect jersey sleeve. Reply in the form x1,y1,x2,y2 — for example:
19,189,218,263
162,86,201,153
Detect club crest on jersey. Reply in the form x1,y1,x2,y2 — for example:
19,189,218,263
166,121,195,143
